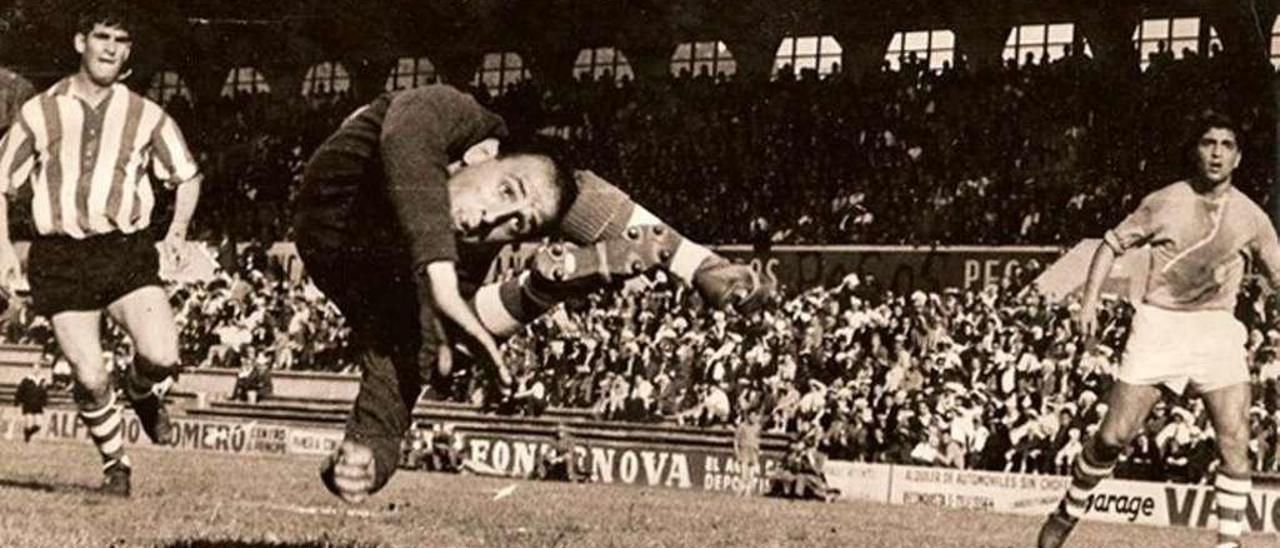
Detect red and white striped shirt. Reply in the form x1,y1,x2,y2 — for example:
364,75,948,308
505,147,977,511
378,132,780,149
0,78,199,239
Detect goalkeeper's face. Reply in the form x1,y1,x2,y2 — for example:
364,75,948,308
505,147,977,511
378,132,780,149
448,154,564,244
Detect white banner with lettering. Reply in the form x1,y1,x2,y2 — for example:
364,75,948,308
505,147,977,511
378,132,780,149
887,465,1280,533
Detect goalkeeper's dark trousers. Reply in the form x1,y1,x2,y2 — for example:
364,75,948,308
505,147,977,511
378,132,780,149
295,237,437,494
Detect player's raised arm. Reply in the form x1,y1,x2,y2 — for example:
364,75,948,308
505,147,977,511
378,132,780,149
425,260,509,384
380,88,510,377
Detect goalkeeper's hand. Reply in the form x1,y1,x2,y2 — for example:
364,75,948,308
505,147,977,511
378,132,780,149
320,440,377,504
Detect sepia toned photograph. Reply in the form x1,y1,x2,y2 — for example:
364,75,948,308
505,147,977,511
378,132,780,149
1,0,1279,546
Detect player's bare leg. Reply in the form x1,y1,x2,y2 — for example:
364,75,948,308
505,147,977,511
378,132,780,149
1039,381,1163,547
52,310,131,496
1202,383,1252,548
108,286,181,445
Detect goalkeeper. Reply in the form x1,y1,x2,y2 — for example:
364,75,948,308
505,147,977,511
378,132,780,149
292,84,771,503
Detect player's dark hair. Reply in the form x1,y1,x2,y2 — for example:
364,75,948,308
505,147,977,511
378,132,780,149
498,133,580,235
1189,110,1243,148
77,2,138,36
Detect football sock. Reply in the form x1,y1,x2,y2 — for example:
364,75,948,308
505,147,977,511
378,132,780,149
79,393,126,466
1059,440,1116,520
1214,470,1250,546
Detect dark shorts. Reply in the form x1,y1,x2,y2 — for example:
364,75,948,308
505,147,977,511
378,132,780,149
27,231,163,317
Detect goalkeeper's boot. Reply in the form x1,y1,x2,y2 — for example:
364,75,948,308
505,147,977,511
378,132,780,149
530,224,682,296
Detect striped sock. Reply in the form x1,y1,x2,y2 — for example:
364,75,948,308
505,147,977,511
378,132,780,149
79,394,126,465
1059,441,1116,520
1214,471,1250,547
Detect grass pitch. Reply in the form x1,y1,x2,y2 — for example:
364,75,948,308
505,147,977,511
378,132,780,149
0,439,1271,547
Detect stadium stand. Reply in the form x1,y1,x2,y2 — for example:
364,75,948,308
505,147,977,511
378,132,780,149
2,0,1279,488
79,50,1273,248
5,241,1280,482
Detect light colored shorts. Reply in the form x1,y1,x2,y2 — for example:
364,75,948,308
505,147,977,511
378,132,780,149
1118,304,1248,395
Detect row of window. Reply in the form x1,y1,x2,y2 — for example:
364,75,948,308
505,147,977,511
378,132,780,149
146,17,1260,102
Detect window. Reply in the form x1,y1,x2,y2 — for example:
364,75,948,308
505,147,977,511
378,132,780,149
773,35,843,79
146,71,192,105
1272,18,1280,67
1133,17,1219,69
574,47,634,83
473,52,530,95
386,57,438,91
220,67,270,97
1003,23,1084,65
302,62,350,96
885,29,956,71
670,41,737,78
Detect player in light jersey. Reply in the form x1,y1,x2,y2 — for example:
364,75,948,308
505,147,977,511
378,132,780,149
1038,112,1280,548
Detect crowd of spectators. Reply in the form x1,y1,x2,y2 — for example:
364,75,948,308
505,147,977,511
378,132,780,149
503,43,1271,246
16,41,1259,248
1,232,1276,481
0,242,356,376
497,267,1280,480
168,245,353,375
2,45,1277,482
167,87,359,243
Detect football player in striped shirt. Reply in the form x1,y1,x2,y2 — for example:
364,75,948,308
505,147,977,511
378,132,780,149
0,5,201,497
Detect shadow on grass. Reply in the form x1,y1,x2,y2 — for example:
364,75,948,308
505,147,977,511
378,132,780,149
163,541,381,548
0,477,100,496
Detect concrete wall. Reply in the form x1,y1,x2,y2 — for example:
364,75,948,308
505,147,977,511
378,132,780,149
0,344,358,402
